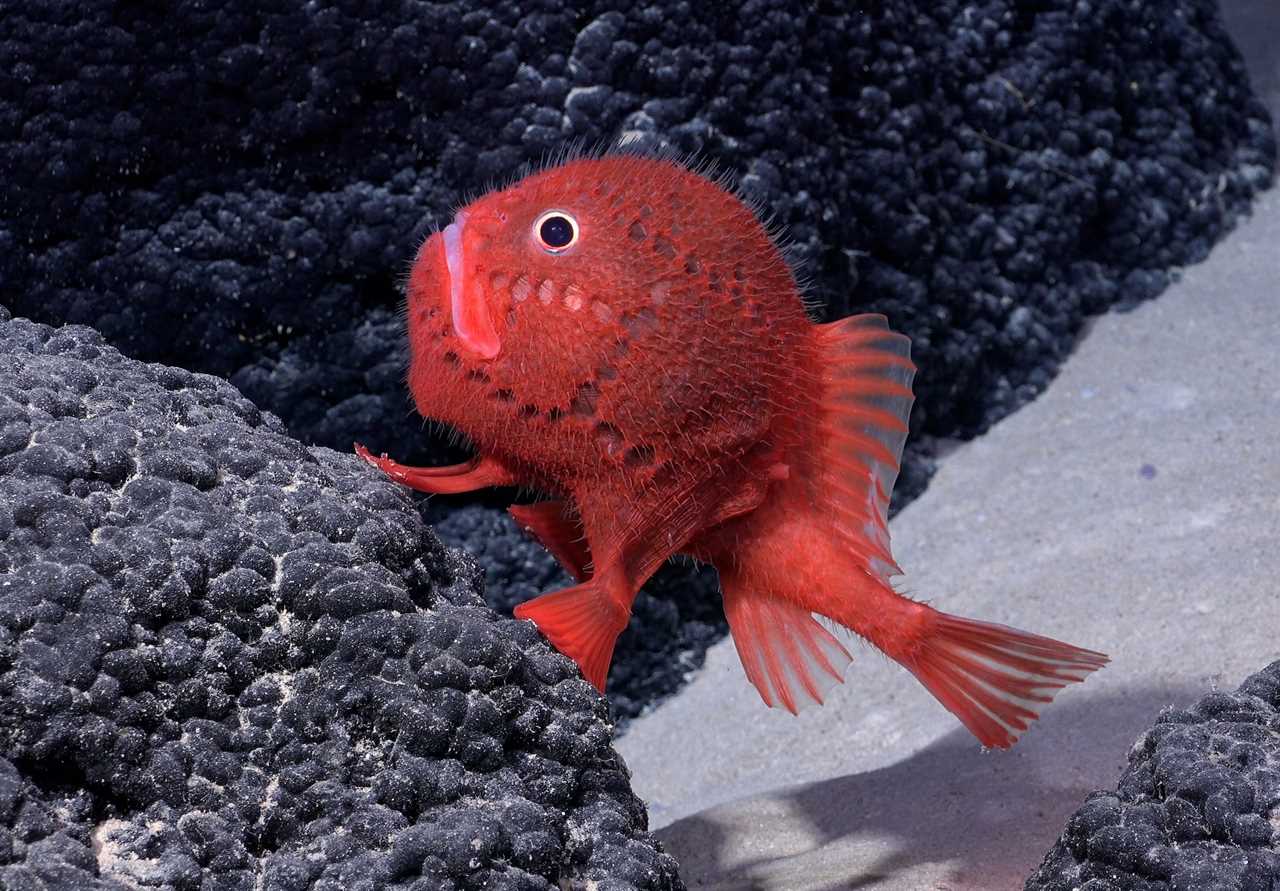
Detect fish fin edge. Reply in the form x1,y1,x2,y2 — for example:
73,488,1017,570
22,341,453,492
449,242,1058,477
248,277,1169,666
509,500,592,582
514,581,630,692
721,569,853,715
901,609,1109,749
812,314,915,582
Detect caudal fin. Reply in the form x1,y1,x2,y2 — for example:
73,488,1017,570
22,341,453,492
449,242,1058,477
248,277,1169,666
899,609,1109,749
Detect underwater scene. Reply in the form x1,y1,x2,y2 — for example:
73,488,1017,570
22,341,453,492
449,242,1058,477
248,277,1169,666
1,1,1277,889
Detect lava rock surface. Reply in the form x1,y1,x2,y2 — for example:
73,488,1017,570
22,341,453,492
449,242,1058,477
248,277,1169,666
1026,661,1280,891
0,305,683,890
2,0,1274,721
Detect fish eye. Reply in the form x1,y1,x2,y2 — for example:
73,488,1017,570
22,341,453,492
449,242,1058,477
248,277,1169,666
533,210,578,253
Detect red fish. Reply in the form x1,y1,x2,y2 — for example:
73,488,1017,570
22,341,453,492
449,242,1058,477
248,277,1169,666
357,152,1107,748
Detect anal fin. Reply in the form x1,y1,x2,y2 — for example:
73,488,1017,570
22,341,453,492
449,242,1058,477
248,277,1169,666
721,568,853,715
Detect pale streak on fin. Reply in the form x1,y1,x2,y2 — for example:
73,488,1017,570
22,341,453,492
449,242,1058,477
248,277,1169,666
902,609,1110,749
721,572,853,715
815,313,916,584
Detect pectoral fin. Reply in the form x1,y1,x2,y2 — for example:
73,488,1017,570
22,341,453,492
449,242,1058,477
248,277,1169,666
354,443,516,494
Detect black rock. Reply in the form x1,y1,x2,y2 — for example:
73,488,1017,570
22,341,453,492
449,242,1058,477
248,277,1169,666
0,306,683,890
1026,661,1280,891
2,0,1273,721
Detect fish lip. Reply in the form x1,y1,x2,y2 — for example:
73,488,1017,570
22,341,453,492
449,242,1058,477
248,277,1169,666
441,210,501,360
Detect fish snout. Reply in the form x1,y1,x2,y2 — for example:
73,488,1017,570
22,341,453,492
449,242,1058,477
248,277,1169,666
418,210,502,361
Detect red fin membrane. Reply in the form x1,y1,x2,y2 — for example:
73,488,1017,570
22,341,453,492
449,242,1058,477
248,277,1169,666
902,610,1109,749
721,571,854,714
815,314,916,584
354,444,515,494
508,501,592,582
514,581,630,691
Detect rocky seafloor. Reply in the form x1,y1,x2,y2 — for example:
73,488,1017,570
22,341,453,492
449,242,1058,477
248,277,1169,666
1026,662,1280,891
0,307,682,890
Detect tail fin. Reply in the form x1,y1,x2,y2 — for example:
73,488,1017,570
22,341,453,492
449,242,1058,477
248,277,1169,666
898,608,1109,749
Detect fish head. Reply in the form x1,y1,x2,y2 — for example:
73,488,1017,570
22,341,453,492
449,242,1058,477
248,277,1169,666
404,153,800,460
407,159,652,362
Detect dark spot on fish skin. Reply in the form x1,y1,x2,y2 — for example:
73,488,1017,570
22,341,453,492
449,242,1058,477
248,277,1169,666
639,204,654,218
1140,463,1157,479
547,406,564,422
629,221,647,241
733,264,747,282
708,269,723,292
467,368,490,384
595,422,624,455
623,444,656,467
622,307,658,338
613,337,630,358
490,388,515,403
519,404,539,419
506,309,519,328
650,461,677,489
597,362,618,381
570,382,599,417
652,235,676,259
444,351,461,367
684,255,701,275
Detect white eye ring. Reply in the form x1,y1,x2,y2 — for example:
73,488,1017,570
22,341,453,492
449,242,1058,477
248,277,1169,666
532,210,579,253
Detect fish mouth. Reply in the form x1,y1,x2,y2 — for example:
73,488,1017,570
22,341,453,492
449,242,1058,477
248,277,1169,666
440,210,501,360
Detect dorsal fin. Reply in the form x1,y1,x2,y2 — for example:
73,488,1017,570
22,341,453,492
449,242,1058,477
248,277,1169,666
814,313,916,583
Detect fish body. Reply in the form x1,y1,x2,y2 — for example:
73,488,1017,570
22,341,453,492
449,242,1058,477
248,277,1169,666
358,152,1107,748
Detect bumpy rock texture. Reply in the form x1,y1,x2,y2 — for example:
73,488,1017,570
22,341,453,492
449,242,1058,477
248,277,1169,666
2,1,1274,719
1026,662,1280,891
0,306,683,890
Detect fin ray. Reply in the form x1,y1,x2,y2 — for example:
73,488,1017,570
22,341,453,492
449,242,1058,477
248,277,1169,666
814,314,915,585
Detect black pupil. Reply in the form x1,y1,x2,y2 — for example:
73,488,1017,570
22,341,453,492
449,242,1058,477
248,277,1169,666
540,215,573,248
